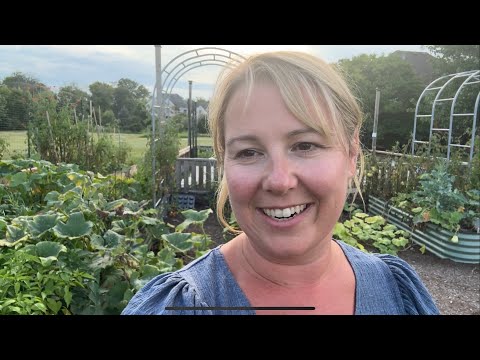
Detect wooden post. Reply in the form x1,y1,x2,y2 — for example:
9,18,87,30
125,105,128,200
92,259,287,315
46,111,58,161
372,88,380,159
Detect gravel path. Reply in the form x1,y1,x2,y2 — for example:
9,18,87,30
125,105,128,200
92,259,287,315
398,245,480,315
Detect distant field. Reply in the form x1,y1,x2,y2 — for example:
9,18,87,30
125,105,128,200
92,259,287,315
0,131,212,164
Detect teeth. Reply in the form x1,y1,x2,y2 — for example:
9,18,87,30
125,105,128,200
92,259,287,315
262,204,307,219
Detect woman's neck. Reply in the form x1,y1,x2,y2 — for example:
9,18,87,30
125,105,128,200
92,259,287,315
236,233,338,289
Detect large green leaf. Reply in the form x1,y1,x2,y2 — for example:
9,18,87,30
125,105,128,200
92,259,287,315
103,230,124,248
105,199,129,211
90,234,108,250
53,212,93,239
46,298,62,314
157,247,176,266
147,223,170,239
91,253,114,269
44,191,61,207
66,172,89,187
141,216,161,226
9,171,27,187
35,241,67,258
28,214,59,237
111,220,127,234
0,217,6,232
6,225,27,241
162,232,193,252
140,264,160,280
176,209,212,232
182,208,212,222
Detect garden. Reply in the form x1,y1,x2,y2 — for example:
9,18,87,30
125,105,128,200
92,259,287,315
0,46,478,315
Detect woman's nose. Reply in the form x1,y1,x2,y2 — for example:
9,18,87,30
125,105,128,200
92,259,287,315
262,156,298,195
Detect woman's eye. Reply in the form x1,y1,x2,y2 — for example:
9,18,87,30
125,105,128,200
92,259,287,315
236,149,258,158
292,142,317,152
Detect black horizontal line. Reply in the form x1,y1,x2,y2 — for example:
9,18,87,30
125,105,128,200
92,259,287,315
165,307,315,311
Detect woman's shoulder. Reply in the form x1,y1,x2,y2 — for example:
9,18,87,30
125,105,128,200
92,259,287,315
337,240,440,314
122,247,223,315
121,246,251,315
373,252,439,314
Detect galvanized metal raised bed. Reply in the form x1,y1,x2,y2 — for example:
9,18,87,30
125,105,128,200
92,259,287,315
368,196,480,264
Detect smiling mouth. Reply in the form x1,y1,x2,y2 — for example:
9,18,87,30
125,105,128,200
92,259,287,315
261,204,310,220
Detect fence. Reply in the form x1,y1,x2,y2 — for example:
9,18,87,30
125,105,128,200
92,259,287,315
175,157,218,194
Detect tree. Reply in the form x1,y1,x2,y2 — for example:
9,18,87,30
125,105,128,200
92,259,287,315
101,109,117,127
89,82,115,113
337,54,425,149
4,88,34,130
2,72,47,95
57,84,90,118
112,79,150,132
194,97,209,109
0,86,11,130
422,45,480,76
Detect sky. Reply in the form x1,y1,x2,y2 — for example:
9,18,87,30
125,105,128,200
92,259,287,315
0,45,425,100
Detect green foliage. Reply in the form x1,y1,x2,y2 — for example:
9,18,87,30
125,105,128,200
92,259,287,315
113,79,150,132
56,84,90,117
197,146,214,159
423,45,479,75
28,93,130,174
0,159,214,314
196,114,209,134
2,72,46,94
333,212,410,255
0,137,8,159
363,140,437,201
337,53,425,149
0,245,94,314
392,162,480,233
138,116,182,212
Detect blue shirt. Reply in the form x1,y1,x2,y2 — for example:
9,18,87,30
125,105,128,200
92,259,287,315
122,240,440,315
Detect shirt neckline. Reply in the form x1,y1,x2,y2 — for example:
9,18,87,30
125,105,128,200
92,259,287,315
213,240,360,315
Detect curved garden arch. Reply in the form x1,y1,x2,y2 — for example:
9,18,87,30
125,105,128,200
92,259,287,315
151,47,246,208
411,69,479,163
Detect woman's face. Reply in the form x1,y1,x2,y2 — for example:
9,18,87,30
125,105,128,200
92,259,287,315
223,82,356,262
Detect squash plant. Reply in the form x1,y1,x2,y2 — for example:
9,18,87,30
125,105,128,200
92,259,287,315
0,159,213,315
333,211,410,255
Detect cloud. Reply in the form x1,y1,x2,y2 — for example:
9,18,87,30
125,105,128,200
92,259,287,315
0,45,425,100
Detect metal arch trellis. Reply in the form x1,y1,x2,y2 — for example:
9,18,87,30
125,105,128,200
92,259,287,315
411,69,480,164
151,46,246,209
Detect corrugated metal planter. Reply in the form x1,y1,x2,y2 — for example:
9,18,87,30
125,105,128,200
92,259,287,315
368,196,480,264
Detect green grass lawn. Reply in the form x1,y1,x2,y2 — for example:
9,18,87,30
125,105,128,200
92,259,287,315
0,130,212,164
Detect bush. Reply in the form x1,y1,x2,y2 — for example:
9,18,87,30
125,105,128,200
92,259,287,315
0,137,8,159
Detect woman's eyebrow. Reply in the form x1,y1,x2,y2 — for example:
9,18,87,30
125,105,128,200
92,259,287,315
287,128,319,138
226,135,259,147
226,129,321,147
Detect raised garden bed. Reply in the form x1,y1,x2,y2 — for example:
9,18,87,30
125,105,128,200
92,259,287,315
368,196,480,264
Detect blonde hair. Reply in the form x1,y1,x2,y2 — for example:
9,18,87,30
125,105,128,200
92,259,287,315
208,51,364,232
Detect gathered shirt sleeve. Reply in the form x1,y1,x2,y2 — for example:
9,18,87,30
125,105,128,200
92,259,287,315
121,272,213,315
121,247,255,315
375,253,440,315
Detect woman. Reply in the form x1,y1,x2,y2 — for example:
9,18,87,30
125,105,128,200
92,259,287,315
122,51,439,315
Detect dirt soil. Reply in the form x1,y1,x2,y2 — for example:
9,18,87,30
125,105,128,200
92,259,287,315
397,245,479,315
201,213,480,315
